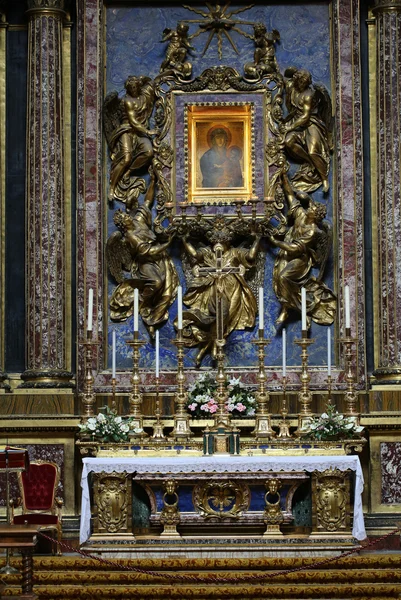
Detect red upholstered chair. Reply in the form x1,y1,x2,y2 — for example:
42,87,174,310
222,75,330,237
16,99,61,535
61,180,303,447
11,460,63,555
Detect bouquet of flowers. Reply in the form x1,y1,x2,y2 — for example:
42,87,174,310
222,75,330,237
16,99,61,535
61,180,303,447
78,406,141,443
186,373,256,418
303,403,364,441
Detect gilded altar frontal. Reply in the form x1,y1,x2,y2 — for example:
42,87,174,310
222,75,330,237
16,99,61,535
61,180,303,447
1,0,401,593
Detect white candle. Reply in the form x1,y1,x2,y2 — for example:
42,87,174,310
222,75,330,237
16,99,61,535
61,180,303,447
155,329,160,378
112,330,116,379
87,288,93,331
134,288,139,332
327,328,331,376
282,327,286,377
258,287,264,330
345,285,350,330
177,285,183,330
301,287,307,331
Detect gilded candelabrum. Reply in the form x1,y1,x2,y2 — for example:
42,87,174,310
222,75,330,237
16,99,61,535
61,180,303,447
294,331,315,436
251,329,275,440
127,332,147,437
214,339,231,428
171,329,193,441
341,327,359,423
326,374,333,407
277,376,292,439
151,377,166,442
80,331,98,422
111,376,117,412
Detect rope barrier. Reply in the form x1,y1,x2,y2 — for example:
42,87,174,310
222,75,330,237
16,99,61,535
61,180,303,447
36,527,400,585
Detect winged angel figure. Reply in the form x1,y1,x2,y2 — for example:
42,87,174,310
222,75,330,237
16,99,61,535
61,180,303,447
103,76,157,208
269,173,336,327
106,176,178,335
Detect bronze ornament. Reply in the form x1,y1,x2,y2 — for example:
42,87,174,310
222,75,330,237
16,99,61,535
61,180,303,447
193,480,250,519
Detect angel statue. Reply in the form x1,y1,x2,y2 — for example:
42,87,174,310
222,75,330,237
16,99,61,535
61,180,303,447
178,231,262,366
106,176,178,336
244,24,280,79
103,75,157,208
160,22,194,78
283,67,333,193
269,173,336,327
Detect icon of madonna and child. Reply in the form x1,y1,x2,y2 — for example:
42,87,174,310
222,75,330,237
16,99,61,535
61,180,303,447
199,125,244,189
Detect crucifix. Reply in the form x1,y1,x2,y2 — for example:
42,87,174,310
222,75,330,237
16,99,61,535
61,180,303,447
192,241,246,427
193,242,246,347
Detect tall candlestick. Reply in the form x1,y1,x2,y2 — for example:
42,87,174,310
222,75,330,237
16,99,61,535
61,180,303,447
134,288,139,332
327,327,331,376
301,287,307,331
258,287,264,330
155,329,160,378
345,285,350,330
282,327,286,377
87,288,93,332
112,330,116,379
177,285,183,330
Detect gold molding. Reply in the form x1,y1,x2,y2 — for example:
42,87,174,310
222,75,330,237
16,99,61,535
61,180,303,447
368,11,379,370
63,13,72,371
369,431,401,513
0,13,6,368
372,1,401,14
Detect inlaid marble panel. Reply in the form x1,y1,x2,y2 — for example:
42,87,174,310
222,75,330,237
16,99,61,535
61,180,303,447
381,442,401,504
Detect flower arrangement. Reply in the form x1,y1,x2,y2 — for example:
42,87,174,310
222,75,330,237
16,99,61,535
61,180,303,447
187,373,256,418
78,406,142,443
302,403,364,441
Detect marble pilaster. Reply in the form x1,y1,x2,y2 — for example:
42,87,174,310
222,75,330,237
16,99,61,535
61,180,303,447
21,0,73,388
372,0,401,383
0,3,7,390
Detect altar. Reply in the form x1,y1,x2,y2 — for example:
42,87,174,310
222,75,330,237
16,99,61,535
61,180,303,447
80,455,366,547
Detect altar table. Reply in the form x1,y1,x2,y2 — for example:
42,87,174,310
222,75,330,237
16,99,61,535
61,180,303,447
80,455,366,543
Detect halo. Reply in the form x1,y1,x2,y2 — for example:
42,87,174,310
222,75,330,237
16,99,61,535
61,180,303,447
206,124,232,148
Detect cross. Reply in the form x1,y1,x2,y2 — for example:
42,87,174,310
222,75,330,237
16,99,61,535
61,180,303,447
193,243,245,344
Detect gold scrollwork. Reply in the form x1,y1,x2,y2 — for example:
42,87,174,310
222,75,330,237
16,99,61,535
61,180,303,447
312,468,351,534
193,480,250,519
93,471,132,534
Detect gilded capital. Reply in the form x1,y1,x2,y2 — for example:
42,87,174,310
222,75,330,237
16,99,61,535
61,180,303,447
372,0,401,14
26,0,66,18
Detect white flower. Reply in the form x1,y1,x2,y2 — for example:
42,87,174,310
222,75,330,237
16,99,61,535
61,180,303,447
248,408,255,416
320,413,328,420
97,413,106,422
87,421,97,431
120,424,130,433
133,427,143,434
115,416,122,424
229,377,242,387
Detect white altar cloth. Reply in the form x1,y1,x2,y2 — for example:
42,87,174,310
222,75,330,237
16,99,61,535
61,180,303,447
80,455,366,543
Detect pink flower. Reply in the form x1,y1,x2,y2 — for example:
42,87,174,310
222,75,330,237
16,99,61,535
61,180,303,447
200,404,209,412
188,403,198,411
209,404,218,413
235,403,246,412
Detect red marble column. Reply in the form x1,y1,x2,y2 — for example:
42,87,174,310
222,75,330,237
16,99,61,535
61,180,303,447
372,0,401,383
21,0,73,388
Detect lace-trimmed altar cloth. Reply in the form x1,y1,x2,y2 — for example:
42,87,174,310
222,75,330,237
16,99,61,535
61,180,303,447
80,455,366,543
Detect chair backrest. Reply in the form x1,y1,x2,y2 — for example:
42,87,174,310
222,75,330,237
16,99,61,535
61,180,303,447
18,461,60,512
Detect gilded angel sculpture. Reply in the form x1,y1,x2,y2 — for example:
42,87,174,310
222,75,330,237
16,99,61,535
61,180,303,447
244,24,280,79
106,177,178,336
269,173,336,326
160,22,194,77
103,76,157,208
283,67,333,193
179,231,261,366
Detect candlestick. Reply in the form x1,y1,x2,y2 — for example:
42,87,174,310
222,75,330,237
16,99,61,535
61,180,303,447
294,334,315,436
127,332,147,438
151,377,166,442
282,328,286,377
345,285,350,330
87,288,93,332
327,328,331,376
171,328,193,441
277,375,292,439
134,288,139,332
112,330,116,379
301,287,307,332
155,329,160,378
177,286,183,330
258,287,264,330
251,330,275,441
